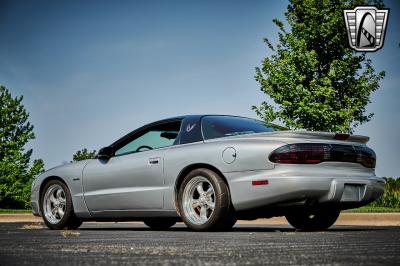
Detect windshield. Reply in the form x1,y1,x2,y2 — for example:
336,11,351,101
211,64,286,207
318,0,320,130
201,116,283,140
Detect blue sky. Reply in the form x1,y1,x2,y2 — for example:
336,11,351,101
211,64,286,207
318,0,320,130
0,0,399,177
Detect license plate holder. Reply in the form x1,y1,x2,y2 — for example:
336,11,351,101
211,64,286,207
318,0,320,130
341,184,364,202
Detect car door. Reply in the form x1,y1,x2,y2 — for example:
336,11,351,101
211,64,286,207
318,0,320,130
82,120,181,213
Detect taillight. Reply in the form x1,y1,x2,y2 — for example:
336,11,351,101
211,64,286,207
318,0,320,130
334,133,350,140
269,143,376,168
269,144,330,164
354,146,376,168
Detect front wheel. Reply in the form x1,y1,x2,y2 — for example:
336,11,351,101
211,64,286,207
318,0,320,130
285,209,340,231
178,168,236,231
40,180,82,230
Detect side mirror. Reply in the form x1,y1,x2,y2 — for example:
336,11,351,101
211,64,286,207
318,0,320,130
97,146,114,160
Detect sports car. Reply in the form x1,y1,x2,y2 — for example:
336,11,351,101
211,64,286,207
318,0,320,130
31,115,384,231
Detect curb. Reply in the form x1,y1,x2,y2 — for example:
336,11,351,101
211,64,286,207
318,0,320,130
1,213,399,226
336,213,400,226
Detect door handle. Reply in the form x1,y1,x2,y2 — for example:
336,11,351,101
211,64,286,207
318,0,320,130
148,157,160,165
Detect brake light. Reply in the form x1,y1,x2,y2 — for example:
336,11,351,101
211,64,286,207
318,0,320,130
269,144,329,164
334,133,350,140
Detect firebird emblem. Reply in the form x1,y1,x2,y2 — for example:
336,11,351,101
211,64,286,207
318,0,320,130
186,123,196,132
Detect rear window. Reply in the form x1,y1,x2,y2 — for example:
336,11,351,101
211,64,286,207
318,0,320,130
201,116,282,140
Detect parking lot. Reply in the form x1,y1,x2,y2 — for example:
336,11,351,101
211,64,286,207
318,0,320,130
1,222,399,265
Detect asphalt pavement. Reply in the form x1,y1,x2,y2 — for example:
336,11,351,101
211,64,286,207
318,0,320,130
0,222,399,265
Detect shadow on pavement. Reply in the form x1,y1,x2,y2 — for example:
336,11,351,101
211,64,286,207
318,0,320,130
78,224,387,233
4,222,391,233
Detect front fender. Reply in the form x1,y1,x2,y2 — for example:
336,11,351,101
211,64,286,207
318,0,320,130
31,160,92,218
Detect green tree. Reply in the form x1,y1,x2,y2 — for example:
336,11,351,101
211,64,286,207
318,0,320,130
72,148,96,162
370,177,400,208
0,85,44,208
253,0,385,133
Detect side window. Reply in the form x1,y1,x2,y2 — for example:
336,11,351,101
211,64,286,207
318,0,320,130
115,121,181,156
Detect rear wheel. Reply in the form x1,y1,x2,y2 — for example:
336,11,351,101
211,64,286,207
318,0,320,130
178,168,236,231
143,218,177,230
40,180,82,230
285,209,340,231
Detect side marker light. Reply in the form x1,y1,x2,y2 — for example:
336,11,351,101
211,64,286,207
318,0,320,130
252,180,269,186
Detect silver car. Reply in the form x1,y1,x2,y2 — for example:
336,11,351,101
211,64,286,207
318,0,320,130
31,115,384,231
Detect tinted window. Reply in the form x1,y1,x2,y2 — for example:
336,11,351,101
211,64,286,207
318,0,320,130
201,116,280,140
115,121,181,156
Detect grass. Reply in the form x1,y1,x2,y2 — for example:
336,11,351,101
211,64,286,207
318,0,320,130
0,209,31,214
344,206,400,213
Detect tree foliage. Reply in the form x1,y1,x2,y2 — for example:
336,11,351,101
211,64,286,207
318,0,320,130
254,0,385,133
0,85,44,208
370,177,400,208
72,148,96,162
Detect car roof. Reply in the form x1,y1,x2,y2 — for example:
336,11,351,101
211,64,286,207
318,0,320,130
110,114,286,148
156,114,248,122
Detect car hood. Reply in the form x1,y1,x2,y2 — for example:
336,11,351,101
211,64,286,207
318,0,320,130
37,159,91,180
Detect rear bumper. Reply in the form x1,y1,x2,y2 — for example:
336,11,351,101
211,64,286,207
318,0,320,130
227,171,385,211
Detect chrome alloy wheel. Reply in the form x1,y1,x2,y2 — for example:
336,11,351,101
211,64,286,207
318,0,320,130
182,176,215,225
43,184,66,224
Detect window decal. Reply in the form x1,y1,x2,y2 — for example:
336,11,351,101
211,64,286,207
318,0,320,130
186,123,196,132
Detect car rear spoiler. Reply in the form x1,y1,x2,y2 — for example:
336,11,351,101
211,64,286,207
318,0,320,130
264,131,370,144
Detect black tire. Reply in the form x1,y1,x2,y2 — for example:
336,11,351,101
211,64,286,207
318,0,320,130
143,218,177,230
285,209,340,231
216,211,237,230
177,168,237,231
40,180,82,230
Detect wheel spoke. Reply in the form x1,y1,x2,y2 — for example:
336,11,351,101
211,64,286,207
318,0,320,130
207,202,215,210
56,189,63,199
59,197,66,204
199,206,207,221
49,194,57,203
58,207,65,217
196,184,205,195
205,187,214,197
